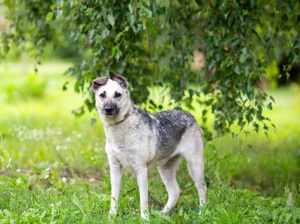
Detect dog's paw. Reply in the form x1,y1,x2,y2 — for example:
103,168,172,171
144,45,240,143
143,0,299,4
161,206,171,214
109,209,117,216
141,211,149,222
199,205,207,216
108,210,117,222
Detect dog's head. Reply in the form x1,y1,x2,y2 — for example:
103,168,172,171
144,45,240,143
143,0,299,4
92,71,131,124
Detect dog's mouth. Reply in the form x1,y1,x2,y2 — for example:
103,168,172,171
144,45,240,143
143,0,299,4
104,110,118,116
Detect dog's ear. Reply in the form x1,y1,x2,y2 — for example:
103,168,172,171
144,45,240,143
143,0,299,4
92,76,108,91
109,71,129,88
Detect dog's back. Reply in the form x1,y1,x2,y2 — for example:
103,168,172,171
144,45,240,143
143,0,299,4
131,107,202,168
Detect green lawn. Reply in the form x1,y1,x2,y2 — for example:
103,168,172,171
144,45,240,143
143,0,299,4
0,62,299,223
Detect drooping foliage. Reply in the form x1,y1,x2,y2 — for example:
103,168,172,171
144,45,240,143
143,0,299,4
1,0,299,137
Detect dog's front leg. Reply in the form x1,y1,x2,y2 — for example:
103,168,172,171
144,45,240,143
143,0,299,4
136,167,149,220
108,157,123,216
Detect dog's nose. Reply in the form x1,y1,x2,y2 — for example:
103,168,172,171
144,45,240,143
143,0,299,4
105,107,114,114
104,104,117,116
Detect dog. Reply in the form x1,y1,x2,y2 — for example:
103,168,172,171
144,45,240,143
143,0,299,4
92,71,207,220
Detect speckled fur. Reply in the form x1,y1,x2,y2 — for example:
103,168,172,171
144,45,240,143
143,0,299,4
92,72,207,220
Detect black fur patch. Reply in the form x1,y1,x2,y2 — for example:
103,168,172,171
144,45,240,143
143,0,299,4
154,110,195,156
133,106,196,157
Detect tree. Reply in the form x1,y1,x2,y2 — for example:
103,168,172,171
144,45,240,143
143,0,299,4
1,0,299,138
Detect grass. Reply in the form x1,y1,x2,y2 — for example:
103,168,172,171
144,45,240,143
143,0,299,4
0,61,299,223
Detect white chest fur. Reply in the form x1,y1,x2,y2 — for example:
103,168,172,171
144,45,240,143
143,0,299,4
104,116,157,171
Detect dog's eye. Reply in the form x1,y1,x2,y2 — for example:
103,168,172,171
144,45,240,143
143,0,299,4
100,92,106,98
114,92,122,98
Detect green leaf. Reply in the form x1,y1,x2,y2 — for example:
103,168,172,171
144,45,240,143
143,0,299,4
270,96,275,103
294,41,300,49
239,54,246,63
50,4,56,10
253,122,259,132
234,65,241,75
208,60,215,70
90,118,97,125
213,120,219,130
291,53,299,64
247,113,253,122
267,102,272,110
244,66,249,76
114,32,123,43
132,23,142,34
62,82,69,91
142,0,150,6
143,7,153,18
224,11,230,21
107,13,115,26
128,3,135,13
188,88,194,97
248,91,254,101
56,9,63,18
128,14,136,27
231,39,241,48
46,12,54,22
112,45,122,60
123,40,129,49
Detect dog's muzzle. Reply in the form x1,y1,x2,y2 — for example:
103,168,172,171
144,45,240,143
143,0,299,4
104,103,118,116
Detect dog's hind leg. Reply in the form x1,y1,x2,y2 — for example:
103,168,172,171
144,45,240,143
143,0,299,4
158,155,182,214
180,125,207,212
184,150,207,210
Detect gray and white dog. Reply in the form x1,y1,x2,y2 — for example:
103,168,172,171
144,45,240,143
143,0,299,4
92,71,206,220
